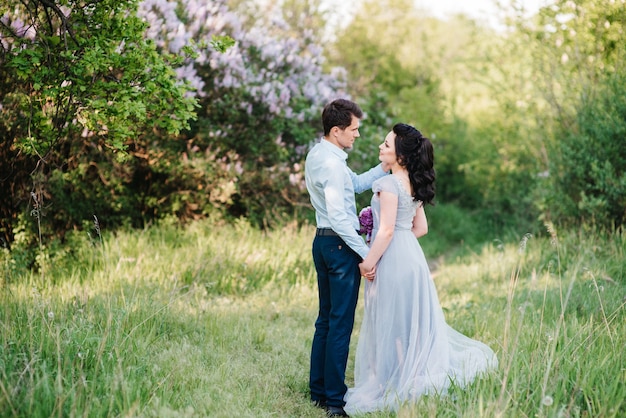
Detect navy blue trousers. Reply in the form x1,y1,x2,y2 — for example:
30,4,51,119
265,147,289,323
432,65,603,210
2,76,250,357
309,234,362,408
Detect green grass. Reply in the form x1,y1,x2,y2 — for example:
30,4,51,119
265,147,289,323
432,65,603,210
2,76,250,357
0,219,624,417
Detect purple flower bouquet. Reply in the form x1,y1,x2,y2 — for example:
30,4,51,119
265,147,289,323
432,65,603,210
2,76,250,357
359,206,373,244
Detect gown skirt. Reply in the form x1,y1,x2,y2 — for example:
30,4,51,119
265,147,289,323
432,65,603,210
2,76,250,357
344,176,498,414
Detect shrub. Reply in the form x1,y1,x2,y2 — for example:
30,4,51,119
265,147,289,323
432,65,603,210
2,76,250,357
542,72,626,229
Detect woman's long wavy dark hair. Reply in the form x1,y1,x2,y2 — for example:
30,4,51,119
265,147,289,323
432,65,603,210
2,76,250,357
393,123,435,205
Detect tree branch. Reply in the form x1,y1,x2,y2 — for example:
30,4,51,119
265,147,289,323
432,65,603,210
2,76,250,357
38,0,79,46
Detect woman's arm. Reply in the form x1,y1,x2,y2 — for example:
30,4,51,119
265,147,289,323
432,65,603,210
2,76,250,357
359,191,398,275
412,203,428,238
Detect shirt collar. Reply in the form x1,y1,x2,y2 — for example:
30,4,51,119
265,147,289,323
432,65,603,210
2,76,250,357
320,138,348,161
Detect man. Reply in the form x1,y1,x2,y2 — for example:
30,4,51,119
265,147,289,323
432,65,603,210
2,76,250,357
305,99,389,417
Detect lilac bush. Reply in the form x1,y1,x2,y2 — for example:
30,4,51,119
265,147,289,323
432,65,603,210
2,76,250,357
137,0,349,224
138,0,346,120
0,0,349,240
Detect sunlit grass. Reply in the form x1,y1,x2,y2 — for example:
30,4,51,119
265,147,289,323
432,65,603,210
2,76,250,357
0,219,624,417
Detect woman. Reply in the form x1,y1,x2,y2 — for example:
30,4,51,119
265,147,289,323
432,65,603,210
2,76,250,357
344,123,498,414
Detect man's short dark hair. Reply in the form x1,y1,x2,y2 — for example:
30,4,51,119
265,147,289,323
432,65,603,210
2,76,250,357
322,99,363,136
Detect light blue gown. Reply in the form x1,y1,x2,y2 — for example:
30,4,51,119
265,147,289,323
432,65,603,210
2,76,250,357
344,175,498,414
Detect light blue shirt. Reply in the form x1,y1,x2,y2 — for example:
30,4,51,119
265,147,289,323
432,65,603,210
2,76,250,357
305,139,387,259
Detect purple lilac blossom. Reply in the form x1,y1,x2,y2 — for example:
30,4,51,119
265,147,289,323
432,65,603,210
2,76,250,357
137,0,347,117
359,206,373,236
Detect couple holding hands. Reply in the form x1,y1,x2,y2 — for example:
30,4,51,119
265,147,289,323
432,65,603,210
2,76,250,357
305,99,498,417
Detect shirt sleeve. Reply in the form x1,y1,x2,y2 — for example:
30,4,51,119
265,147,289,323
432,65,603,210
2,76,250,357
350,164,387,194
323,159,371,259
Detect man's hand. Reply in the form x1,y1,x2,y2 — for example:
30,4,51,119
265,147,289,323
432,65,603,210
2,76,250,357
381,161,391,173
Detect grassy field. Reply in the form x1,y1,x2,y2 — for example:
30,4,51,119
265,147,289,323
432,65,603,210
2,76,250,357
0,218,624,417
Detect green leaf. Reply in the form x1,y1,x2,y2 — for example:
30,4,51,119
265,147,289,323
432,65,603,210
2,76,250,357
210,35,236,53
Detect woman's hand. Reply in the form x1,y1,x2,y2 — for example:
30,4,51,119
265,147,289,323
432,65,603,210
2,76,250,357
360,262,376,281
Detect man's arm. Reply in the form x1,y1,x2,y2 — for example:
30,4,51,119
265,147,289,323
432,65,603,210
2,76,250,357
351,164,388,194
323,161,370,259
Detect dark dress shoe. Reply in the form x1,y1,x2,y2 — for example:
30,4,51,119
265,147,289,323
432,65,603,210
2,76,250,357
326,406,349,417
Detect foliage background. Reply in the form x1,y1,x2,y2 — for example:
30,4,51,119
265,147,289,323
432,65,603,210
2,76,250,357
0,0,624,274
